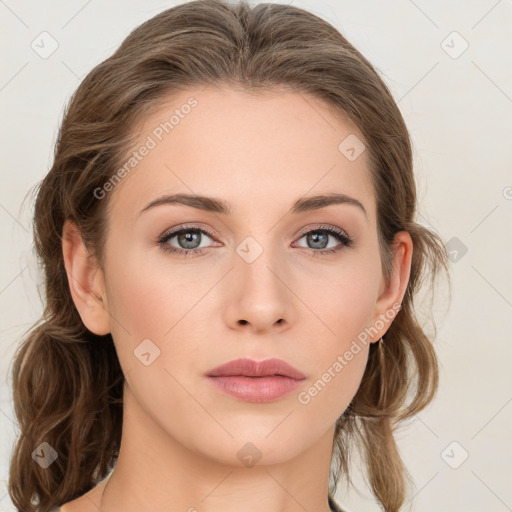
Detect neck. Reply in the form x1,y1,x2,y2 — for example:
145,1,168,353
96,384,336,512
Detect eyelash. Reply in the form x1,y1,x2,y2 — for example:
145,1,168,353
157,224,354,258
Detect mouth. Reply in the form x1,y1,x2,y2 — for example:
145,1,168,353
206,357,306,403
206,357,306,379
206,374,305,403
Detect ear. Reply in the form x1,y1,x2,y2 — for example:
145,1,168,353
370,230,413,343
62,219,111,335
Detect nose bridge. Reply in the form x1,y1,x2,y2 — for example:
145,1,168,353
237,233,285,294
227,232,292,330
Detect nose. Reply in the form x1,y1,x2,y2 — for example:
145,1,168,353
223,248,294,334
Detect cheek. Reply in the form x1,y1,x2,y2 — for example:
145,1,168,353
106,246,196,337
303,304,373,419
104,249,214,380
108,271,167,337
296,271,376,422
298,344,369,426
297,263,378,417
307,260,380,352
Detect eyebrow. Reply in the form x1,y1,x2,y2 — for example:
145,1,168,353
137,192,367,218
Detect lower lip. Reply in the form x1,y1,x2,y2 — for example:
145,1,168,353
207,375,305,403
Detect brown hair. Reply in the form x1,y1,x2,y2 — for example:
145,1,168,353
8,1,449,511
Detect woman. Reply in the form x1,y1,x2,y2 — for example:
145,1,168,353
8,1,449,511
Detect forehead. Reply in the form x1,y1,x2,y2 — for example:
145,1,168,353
107,85,375,221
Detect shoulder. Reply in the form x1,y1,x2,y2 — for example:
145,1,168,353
50,476,109,512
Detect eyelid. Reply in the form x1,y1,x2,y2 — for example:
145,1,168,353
158,223,219,242
295,223,350,239
158,223,351,240
292,224,354,252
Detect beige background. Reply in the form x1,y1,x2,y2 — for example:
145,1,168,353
1,1,511,511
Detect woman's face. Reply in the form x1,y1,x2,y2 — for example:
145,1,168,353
87,86,410,466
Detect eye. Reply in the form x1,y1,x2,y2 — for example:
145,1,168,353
157,224,354,258
158,225,217,257
293,225,354,255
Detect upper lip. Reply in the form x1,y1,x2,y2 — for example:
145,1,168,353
207,357,306,380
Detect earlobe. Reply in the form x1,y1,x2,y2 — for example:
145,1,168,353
61,219,111,335
371,231,413,342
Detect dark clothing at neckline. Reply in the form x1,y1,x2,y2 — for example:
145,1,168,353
329,494,346,512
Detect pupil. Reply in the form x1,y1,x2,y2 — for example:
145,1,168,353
179,230,200,249
309,232,327,249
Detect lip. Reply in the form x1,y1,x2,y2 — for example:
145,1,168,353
206,358,306,403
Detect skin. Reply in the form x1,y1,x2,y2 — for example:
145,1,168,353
61,86,413,512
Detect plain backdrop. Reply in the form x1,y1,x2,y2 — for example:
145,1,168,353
1,1,511,511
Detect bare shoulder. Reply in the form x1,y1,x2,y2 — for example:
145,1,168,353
53,496,95,512
54,478,108,512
